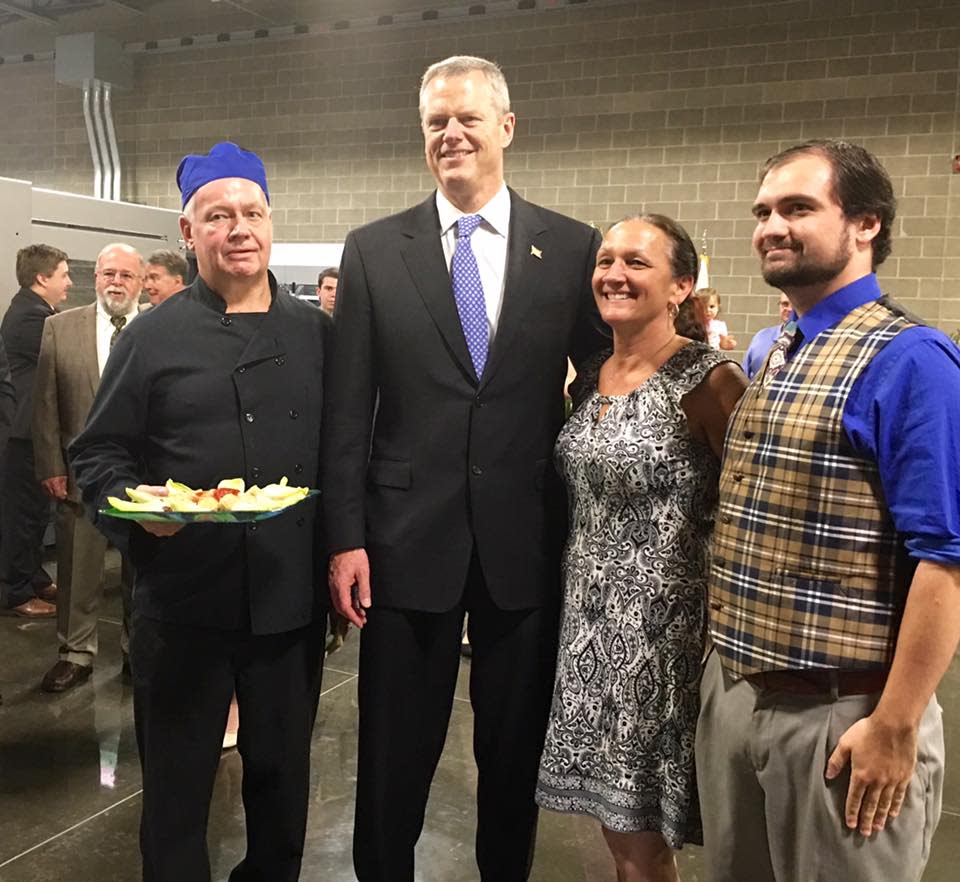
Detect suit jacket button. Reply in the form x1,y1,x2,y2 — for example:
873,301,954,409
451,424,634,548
237,366,246,374
289,409,298,419
252,466,261,479
471,465,482,476
221,316,232,327
296,517,304,527
294,463,303,473
245,412,255,423
275,356,285,366
249,523,258,533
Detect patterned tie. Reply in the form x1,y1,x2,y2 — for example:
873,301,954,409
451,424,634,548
110,315,127,349
451,215,489,378
763,318,802,386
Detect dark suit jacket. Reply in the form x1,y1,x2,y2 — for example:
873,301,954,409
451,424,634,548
69,274,331,635
0,337,14,453
322,189,607,613
0,288,55,441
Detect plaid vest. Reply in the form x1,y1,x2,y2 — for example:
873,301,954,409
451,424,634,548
708,299,917,678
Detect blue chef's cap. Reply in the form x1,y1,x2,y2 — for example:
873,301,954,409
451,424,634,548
176,141,270,208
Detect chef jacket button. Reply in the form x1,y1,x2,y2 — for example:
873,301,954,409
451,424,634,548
275,356,285,366
296,517,304,527
249,523,258,533
245,412,255,423
294,463,303,473
237,366,246,374
289,409,298,419
471,465,483,476
221,316,232,327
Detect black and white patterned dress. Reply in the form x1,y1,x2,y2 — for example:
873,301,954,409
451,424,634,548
536,342,733,848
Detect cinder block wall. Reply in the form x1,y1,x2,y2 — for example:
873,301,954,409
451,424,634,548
0,0,957,342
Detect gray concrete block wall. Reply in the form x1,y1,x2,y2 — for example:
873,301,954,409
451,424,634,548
0,0,957,342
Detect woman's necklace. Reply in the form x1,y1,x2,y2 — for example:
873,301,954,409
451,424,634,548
598,333,679,403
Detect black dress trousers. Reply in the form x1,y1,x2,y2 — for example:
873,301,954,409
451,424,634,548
0,439,52,608
353,553,560,882
132,614,325,882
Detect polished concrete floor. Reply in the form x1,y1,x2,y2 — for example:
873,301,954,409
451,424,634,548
0,554,958,881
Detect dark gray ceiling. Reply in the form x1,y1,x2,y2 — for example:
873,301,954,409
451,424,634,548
0,0,484,54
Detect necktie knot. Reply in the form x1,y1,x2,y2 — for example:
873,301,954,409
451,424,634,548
457,214,483,239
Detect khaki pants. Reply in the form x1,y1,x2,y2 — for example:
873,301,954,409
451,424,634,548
696,651,943,882
55,502,133,666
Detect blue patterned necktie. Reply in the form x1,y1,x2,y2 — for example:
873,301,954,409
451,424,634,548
451,214,489,378
763,318,802,386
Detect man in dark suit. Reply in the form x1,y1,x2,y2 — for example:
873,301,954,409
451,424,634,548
323,55,607,882
70,143,331,882
0,245,72,617
0,338,14,459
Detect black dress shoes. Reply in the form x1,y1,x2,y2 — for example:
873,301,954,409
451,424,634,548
41,660,93,693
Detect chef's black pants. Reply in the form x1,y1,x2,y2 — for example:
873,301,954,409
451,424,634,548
132,614,325,882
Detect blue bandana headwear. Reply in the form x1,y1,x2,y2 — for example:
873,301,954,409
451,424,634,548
176,142,269,208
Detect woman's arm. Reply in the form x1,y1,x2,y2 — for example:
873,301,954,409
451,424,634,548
682,361,747,458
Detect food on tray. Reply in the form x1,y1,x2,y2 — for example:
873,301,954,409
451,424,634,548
107,477,310,514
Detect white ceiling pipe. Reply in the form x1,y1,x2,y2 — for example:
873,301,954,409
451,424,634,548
103,82,121,201
81,78,104,199
91,79,113,201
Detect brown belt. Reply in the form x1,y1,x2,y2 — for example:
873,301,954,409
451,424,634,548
745,668,889,697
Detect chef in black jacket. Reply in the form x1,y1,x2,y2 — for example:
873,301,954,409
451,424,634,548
70,142,331,882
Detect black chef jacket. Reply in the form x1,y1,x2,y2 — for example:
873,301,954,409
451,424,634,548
69,272,331,635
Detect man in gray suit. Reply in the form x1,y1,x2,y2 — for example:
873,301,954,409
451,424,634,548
34,243,141,691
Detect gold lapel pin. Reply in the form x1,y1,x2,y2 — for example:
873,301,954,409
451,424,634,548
530,245,542,259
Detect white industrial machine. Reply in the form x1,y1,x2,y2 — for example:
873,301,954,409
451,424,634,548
0,176,182,313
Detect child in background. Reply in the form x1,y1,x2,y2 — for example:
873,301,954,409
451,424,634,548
699,288,737,350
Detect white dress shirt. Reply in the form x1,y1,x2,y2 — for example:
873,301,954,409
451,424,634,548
436,183,511,338
96,301,140,376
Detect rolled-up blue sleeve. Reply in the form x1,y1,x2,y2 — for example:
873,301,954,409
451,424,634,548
844,327,960,563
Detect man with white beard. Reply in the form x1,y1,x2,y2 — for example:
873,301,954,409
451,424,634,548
34,243,141,692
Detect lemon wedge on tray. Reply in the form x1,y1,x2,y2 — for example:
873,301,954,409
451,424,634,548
106,477,312,514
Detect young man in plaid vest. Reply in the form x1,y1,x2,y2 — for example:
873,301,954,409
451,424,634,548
696,139,960,882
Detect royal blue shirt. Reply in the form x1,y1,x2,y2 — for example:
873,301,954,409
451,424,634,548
742,323,781,380
789,273,960,564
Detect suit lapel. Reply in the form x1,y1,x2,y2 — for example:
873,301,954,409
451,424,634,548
479,191,548,391
81,305,99,394
399,196,476,383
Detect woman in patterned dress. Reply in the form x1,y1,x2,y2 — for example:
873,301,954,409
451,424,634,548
536,215,747,881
